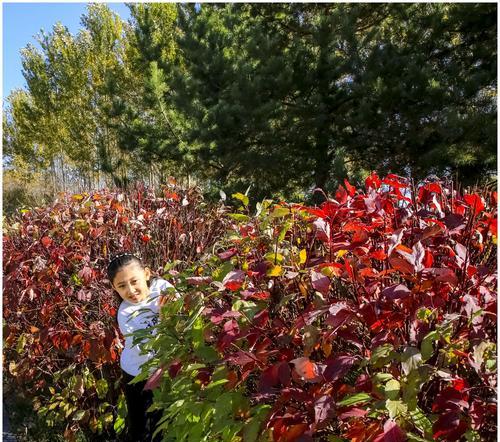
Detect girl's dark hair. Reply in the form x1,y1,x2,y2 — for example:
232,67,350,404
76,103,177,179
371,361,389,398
107,253,144,284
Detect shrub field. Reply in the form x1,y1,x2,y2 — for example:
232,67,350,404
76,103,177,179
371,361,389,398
3,174,497,441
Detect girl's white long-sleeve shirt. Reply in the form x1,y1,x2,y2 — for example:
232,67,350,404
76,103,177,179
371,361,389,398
117,278,176,376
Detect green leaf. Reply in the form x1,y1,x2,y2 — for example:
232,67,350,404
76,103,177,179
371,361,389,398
384,379,400,400
232,299,259,320
369,344,394,366
212,261,234,282
401,346,422,375
416,308,433,321
194,344,220,362
464,430,482,442
421,330,438,361
243,404,271,442
95,378,108,399
409,406,433,438
205,378,229,389
407,432,434,442
16,333,27,354
264,251,284,263
373,373,394,384
72,410,86,421
232,192,249,207
278,220,292,241
113,415,125,434
228,213,250,222
385,399,407,419
337,393,372,407
271,207,290,218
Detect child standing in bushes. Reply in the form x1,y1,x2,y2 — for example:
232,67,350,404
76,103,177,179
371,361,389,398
107,253,176,442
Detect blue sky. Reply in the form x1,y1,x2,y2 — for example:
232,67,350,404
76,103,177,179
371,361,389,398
3,2,131,100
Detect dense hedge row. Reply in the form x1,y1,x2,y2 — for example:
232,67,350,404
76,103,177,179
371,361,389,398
144,174,497,441
3,174,497,441
3,182,226,440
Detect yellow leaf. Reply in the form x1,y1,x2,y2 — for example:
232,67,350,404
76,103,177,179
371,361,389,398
322,341,333,357
336,249,348,259
299,249,307,264
232,192,249,207
267,265,283,277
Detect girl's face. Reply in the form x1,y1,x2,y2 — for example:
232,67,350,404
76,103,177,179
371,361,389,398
111,262,151,304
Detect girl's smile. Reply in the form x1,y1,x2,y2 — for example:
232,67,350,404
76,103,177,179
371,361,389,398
112,262,151,304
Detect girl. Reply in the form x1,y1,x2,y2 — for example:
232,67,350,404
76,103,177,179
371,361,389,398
107,253,175,442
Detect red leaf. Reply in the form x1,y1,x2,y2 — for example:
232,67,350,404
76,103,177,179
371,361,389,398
335,185,348,204
345,259,354,279
470,399,496,431
365,172,381,190
454,242,467,267
311,270,330,295
314,395,334,427
452,378,468,392
351,227,369,245
337,407,368,419
423,249,434,268
258,361,290,392
323,355,356,382
433,411,468,441
218,248,238,261
253,309,269,328
227,350,256,367
387,228,404,256
78,266,94,284
281,423,309,442
344,179,356,197
290,357,322,382
144,366,165,390
325,302,354,330
412,241,426,272
422,268,459,286
41,236,52,248
382,175,409,189
168,360,182,379
186,276,213,286
463,194,485,215
382,283,411,300
222,270,245,291
383,419,406,442
422,223,445,240
388,256,414,274
250,291,270,300
432,386,469,412
370,249,387,260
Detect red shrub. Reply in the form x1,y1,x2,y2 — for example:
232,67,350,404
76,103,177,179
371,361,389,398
156,175,496,441
3,183,226,438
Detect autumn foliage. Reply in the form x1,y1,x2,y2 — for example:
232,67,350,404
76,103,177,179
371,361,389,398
3,174,497,441
2,182,226,439
146,174,497,441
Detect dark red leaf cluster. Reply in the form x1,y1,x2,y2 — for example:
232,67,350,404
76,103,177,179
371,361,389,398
188,176,496,440
3,183,226,437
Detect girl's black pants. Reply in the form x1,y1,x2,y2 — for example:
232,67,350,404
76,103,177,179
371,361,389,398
122,371,162,442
